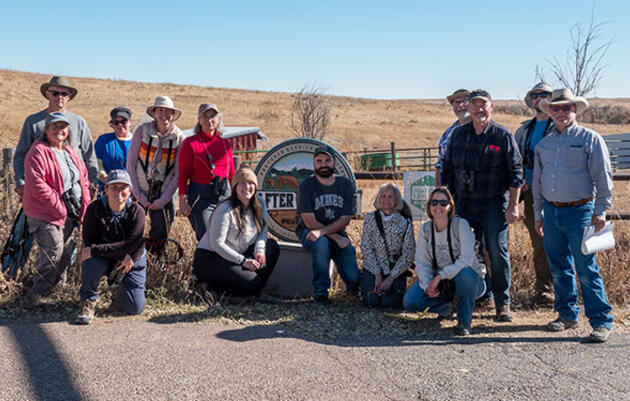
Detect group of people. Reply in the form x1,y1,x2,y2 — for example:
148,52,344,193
13,76,614,343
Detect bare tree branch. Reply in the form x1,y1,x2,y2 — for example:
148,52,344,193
289,82,332,140
545,6,615,96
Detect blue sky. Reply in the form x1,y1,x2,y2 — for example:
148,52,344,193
2,0,628,99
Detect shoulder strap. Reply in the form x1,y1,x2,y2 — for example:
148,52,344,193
374,211,392,263
430,219,455,274
139,136,153,175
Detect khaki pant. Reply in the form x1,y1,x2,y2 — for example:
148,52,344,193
28,217,77,295
522,190,553,293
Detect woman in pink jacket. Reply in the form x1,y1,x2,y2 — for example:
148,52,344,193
23,112,90,298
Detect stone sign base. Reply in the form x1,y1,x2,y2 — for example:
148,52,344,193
264,241,336,299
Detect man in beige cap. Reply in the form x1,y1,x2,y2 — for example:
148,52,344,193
14,76,98,195
533,88,614,343
514,82,554,305
434,89,471,186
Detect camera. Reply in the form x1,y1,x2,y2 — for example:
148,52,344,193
461,170,475,192
62,191,81,219
107,263,125,286
438,279,456,302
523,149,535,170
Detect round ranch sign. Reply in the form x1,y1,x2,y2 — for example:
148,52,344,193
255,138,358,242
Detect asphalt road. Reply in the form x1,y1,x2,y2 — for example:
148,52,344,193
1,318,629,401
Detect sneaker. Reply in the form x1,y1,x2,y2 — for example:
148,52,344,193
495,304,514,322
546,317,578,332
588,327,611,343
454,326,470,336
75,300,97,325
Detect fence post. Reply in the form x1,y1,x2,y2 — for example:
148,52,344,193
390,142,396,171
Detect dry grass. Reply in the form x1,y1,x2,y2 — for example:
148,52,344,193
1,69,630,313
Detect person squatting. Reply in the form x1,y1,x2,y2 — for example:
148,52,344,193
14,76,614,343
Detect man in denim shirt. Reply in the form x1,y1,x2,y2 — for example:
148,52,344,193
434,89,471,186
441,89,523,322
514,82,554,305
533,88,614,343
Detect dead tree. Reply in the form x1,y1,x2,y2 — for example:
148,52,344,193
546,7,615,97
289,83,332,140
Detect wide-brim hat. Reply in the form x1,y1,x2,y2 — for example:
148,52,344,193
146,96,182,121
40,76,78,100
539,88,589,115
525,82,553,108
446,89,471,104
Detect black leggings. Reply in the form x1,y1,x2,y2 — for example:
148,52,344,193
192,239,280,296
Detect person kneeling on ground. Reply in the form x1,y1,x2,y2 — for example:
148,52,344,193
75,170,147,324
192,167,279,300
403,187,487,336
360,183,415,308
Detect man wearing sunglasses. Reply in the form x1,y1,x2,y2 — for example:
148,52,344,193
514,82,555,306
14,76,98,196
533,88,614,343
441,89,523,322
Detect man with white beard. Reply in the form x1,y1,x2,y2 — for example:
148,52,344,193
441,90,523,322
434,89,471,186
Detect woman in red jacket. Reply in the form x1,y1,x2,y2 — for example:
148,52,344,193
178,103,235,240
23,112,90,298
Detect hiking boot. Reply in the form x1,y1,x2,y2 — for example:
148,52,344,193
495,304,514,322
313,295,329,305
588,327,611,343
75,300,97,325
256,293,283,304
437,310,454,321
546,317,578,332
365,292,380,308
533,291,554,306
454,326,470,337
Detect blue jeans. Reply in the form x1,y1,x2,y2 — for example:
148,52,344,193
458,198,511,306
403,267,486,329
298,230,360,298
80,254,147,315
542,201,613,329
186,182,219,241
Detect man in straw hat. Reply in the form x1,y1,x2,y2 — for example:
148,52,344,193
441,89,523,322
434,89,472,186
514,82,555,305
14,76,98,195
533,88,614,343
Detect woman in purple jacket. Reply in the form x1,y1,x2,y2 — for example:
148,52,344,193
23,112,90,299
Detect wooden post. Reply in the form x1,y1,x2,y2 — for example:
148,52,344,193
390,142,396,171
233,155,241,171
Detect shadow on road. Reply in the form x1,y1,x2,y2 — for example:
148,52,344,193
212,322,589,347
7,323,84,401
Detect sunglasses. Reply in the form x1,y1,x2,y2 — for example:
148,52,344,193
551,105,573,113
111,119,128,126
430,199,449,207
48,90,71,97
530,92,549,100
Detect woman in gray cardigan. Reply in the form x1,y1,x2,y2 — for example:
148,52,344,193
192,167,279,297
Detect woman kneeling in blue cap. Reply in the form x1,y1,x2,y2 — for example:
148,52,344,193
75,169,147,325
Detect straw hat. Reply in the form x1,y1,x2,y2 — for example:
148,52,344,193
146,96,182,121
525,82,553,109
539,88,589,115
40,76,78,100
446,89,471,104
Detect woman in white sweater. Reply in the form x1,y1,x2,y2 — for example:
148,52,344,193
403,187,486,336
192,167,279,297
